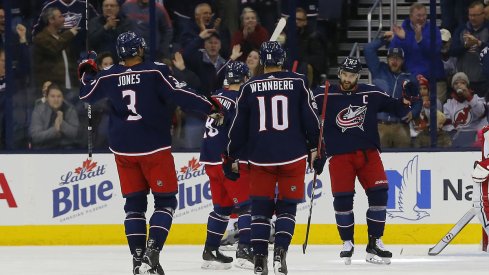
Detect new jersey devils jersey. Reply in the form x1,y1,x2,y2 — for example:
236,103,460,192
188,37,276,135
200,89,241,164
80,61,213,155
228,71,320,165
313,83,411,156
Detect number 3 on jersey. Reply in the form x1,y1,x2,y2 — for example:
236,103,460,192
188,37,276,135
122,89,142,121
257,95,289,131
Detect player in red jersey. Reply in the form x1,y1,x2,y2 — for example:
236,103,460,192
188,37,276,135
79,31,222,275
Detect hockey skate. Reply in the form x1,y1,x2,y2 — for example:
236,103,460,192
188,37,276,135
139,246,165,275
220,221,239,251
365,236,392,265
340,240,354,265
273,247,288,275
132,248,144,274
235,243,254,269
254,254,268,275
201,246,233,270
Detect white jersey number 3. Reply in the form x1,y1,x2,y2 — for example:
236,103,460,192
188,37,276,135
257,95,289,131
122,90,142,121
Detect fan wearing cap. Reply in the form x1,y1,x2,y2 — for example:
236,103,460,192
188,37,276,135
442,71,487,147
364,35,421,148
450,1,489,98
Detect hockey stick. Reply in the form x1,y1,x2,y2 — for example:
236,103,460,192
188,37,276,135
270,17,286,42
302,81,330,254
85,0,93,160
428,208,476,256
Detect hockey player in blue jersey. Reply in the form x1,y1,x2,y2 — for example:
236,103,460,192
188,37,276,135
313,56,416,265
199,61,254,270
225,41,325,275
78,31,223,275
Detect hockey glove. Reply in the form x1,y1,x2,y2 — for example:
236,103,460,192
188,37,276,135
222,152,240,181
78,51,98,80
402,80,420,103
472,161,489,184
207,96,224,126
309,145,327,175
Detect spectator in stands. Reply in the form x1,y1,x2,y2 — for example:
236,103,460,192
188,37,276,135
182,30,242,97
231,7,269,62
33,7,80,99
246,49,263,77
241,0,280,35
293,7,327,88
180,2,231,58
122,0,173,60
96,51,114,70
450,1,489,99
412,74,451,148
364,36,420,148
88,0,131,62
32,0,98,63
389,3,446,106
441,0,470,33
441,28,457,102
442,72,487,147
29,83,80,149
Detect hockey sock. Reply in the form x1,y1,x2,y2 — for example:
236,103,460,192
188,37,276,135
274,200,297,250
237,211,251,245
125,212,147,255
148,207,174,250
366,189,388,237
251,199,275,255
124,196,148,255
333,195,354,241
205,210,231,248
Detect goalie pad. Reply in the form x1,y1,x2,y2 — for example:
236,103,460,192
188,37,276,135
472,162,489,184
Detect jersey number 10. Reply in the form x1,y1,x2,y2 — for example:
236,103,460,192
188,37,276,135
257,95,289,131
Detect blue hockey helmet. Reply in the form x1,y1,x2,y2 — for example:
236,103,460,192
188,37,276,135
338,56,362,74
116,31,147,60
225,61,250,85
259,41,286,66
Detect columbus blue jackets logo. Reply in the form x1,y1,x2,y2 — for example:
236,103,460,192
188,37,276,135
63,12,82,29
336,105,367,132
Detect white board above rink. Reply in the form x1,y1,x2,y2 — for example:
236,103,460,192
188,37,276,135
0,152,481,226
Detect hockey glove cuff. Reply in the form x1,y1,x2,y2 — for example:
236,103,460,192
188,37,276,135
401,80,420,104
78,51,98,80
222,153,240,181
207,96,224,126
472,161,489,184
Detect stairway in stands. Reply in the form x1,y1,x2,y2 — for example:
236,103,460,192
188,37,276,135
329,0,442,83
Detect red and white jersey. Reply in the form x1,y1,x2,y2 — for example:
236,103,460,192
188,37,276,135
442,94,487,132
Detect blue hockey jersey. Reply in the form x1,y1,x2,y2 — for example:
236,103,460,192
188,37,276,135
79,61,213,155
227,71,320,165
313,83,411,156
200,89,241,164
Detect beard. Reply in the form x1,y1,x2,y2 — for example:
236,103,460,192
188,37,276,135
340,80,357,91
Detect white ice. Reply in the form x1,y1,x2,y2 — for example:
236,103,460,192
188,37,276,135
1,244,488,274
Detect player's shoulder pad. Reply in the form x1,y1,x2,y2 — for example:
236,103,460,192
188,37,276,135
360,83,389,96
153,61,171,74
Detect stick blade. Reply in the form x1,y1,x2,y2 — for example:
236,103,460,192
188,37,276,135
270,18,286,41
302,242,307,254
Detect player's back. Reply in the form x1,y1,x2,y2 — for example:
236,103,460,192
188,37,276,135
81,61,188,154
233,71,319,165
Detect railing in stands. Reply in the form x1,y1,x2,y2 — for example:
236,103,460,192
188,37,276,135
367,0,383,43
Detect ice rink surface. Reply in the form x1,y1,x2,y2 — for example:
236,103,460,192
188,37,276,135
1,244,488,274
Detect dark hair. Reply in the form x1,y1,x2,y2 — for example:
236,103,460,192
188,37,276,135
96,52,114,68
46,83,63,96
42,7,60,25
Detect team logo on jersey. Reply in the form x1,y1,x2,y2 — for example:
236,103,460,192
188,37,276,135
336,105,367,132
63,12,82,29
453,106,472,128
168,75,187,89
386,155,431,221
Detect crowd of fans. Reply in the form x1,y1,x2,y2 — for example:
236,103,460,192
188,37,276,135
2,0,489,151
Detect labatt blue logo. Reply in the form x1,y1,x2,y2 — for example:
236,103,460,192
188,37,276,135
176,157,211,211
386,155,431,221
53,159,113,218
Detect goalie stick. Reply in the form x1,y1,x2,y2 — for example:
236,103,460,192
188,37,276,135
428,208,476,256
270,17,286,42
302,81,330,254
